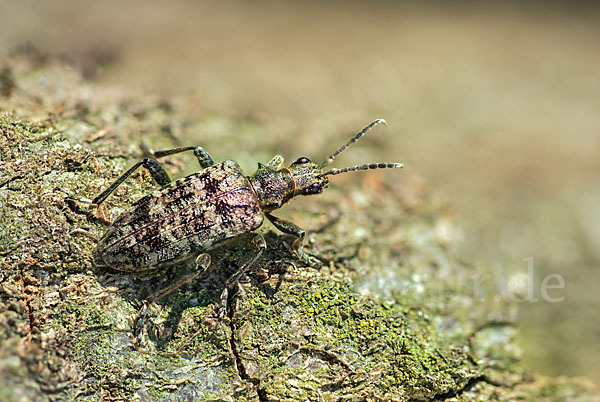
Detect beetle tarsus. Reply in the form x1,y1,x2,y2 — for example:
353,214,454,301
152,146,215,169
218,288,229,320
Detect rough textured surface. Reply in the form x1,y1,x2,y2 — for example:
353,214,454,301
0,49,596,401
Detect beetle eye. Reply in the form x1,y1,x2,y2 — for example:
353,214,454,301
307,183,322,194
292,157,310,166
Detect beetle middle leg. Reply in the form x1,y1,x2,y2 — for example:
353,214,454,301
133,253,212,341
144,253,212,305
218,233,267,319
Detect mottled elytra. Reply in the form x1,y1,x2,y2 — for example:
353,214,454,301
65,119,403,309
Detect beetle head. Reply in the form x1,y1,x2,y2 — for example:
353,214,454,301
289,119,404,198
249,119,403,211
287,156,329,197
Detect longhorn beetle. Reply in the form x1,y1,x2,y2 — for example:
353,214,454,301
65,119,402,314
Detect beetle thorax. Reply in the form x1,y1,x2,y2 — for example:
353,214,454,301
248,159,329,212
248,168,295,211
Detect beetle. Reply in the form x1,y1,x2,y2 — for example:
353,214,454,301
66,119,402,308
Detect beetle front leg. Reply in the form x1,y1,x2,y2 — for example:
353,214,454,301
265,212,322,267
265,212,304,247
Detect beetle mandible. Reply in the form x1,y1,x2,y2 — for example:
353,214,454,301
69,119,402,289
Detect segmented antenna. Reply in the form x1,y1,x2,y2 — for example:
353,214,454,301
322,162,403,177
320,119,387,167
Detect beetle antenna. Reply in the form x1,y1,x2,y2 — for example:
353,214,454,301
320,119,387,167
321,162,403,177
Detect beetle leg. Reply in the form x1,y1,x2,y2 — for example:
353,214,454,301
265,212,305,248
265,212,322,267
218,288,229,320
225,234,266,288
151,146,215,169
61,157,171,206
92,158,171,205
133,253,211,341
144,253,211,305
219,233,266,319
72,146,216,207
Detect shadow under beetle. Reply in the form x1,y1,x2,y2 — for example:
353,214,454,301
67,119,403,315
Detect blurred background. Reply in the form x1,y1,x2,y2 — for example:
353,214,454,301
2,0,599,384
